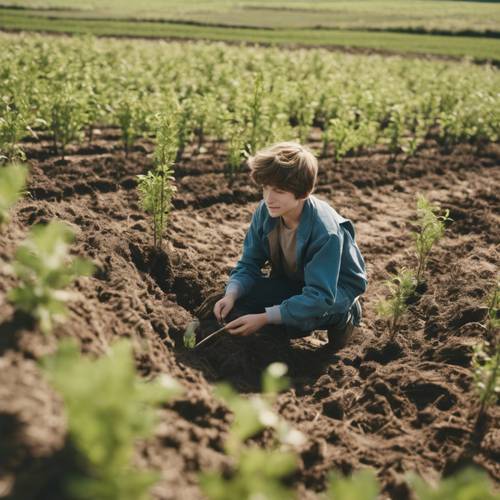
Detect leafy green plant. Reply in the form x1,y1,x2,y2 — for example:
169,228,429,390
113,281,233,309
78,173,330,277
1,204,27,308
152,112,179,169
324,468,380,500
200,447,297,500
0,96,28,163
375,267,417,338
384,104,405,158
412,194,452,284
472,342,499,421
6,220,94,334
136,114,177,250
0,163,27,228
485,282,499,339
41,338,182,500
116,92,149,157
224,121,246,184
199,362,304,500
246,72,265,155
136,165,176,250
49,84,88,159
406,466,499,500
183,318,199,348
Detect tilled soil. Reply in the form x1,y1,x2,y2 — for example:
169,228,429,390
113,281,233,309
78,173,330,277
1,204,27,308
0,128,499,499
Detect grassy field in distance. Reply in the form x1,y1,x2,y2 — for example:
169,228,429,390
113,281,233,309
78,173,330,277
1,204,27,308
1,0,500,33
1,1,499,62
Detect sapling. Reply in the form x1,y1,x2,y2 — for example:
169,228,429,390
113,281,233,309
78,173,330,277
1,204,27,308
137,114,178,250
472,283,499,421
0,97,28,163
0,163,27,229
41,338,182,500
49,84,88,159
183,318,199,348
385,105,405,159
116,92,149,157
406,466,499,500
472,341,499,421
199,363,305,499
375,267,417,338
176,99,194,162
136,165,176,251
224,121,246,184
324,468,380,500
412,194,452,284
247,72,265,155
484,282,499,340
7,220,95,334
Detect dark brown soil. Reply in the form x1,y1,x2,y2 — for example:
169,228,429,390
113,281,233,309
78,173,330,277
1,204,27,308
0,127,499,499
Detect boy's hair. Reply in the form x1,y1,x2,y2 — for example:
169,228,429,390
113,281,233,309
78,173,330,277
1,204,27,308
248,141,318,199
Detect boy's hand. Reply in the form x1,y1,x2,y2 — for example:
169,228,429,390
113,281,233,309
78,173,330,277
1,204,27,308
225,313,268,337
213,295,235,322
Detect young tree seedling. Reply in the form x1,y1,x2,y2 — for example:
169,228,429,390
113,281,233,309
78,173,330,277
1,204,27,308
50,84,88,160
324,468,380,500
472,341,499,423
406,466,499,500
41,338,182,500
136,165,176,251
137,113,178,250
412,194,452,284
199,363,305,499
7,220,95,334
375,267,417,339
0,163,27,229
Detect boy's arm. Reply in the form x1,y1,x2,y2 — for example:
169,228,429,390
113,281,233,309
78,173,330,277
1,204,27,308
266,228,366,329
224,202,267,300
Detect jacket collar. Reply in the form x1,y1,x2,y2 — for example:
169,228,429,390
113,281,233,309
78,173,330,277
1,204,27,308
263,196,315,271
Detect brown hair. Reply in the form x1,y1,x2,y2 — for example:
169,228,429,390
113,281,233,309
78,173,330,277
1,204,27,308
248,141,317,199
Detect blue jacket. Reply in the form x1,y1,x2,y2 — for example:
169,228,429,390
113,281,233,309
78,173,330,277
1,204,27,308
225,195,368,330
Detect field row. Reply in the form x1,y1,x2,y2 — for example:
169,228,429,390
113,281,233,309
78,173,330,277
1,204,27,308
1,33,499,172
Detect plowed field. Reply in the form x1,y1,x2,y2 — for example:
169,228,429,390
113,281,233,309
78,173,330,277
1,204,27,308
1,129,499,499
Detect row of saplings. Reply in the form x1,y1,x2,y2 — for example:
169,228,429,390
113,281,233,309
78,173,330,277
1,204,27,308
0,160,498,499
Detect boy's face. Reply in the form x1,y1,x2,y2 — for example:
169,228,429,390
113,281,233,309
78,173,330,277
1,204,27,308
262,185,306,218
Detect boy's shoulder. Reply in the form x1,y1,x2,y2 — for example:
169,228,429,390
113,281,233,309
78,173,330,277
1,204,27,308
307,195,353,238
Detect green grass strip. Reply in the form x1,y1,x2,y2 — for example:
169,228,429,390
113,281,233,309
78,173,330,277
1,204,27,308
1,9,499,62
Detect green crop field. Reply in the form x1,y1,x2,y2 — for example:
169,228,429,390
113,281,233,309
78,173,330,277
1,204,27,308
1,0,500,61
1,25,499,500
2,0,500,33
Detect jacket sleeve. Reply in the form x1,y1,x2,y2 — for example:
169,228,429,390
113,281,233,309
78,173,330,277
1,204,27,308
278,230,349,329
224,202,267,299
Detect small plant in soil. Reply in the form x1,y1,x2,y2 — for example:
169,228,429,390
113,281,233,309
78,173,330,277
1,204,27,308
484,282,499,341
224,121,246,185
183,318,199,348
116,92,149,158
137,114,178,250
136,165,176,250
0,163,27,229
199,363,304,500
406,466,499,500
246,71,265,155
6,220,95,334
41,338,182,500
375,267,417,339
472,340,499,422
49,84,88,160
412,193,452,284
324,468,380,500
0,96,28,163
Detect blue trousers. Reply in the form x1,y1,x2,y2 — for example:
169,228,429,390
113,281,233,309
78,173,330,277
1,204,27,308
227,276,361,339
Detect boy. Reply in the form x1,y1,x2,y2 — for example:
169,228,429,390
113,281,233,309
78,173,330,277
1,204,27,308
213,141,367,350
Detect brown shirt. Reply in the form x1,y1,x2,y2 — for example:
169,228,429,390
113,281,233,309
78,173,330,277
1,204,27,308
278,217,304,283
